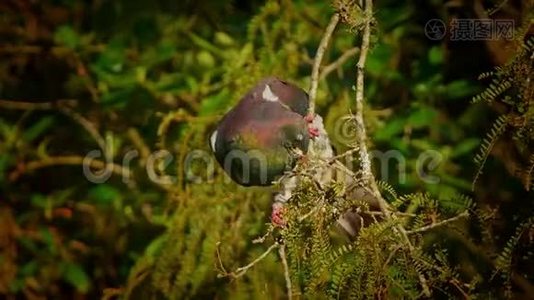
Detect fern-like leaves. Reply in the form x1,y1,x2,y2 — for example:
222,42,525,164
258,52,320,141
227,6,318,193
472,115,508,190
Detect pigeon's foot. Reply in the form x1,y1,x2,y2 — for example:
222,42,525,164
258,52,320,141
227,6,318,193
271,202,287,227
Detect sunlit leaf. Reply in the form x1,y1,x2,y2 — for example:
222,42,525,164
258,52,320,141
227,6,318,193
451,138,480,158
445,80,479,100
39,227,56,254
199,88,231,116
375,118,405,141
22,116,55,143
428,46,443,65
89,184,121,205
61,262,91,293
54,26,80,49
408,107,437,128
215,32,234,47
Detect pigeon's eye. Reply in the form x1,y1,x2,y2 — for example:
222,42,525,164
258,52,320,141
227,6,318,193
281,80,288,85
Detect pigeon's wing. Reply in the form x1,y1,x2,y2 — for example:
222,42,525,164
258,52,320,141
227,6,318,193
210,77,311,186
272,79,309,117
258,77,310,117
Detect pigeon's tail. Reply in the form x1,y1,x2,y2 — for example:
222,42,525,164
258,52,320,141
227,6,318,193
336,185,382,237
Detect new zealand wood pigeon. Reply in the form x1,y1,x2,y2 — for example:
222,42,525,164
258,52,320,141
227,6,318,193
209,77,318,186
210,77,381,237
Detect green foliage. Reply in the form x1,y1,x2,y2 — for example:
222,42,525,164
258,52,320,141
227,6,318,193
278,179,473,298
61,262,91,293
473,114,508,188
471,35,534,190
468,21,534,298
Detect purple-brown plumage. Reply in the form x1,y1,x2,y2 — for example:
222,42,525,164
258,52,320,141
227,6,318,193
210,77,311,186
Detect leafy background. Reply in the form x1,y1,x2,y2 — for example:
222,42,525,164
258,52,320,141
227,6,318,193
0,0,533,299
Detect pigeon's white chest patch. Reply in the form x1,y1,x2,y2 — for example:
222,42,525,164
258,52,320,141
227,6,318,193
262,84,279,102
210,130,218,151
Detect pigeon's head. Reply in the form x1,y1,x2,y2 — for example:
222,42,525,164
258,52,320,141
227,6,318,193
259,77,309,117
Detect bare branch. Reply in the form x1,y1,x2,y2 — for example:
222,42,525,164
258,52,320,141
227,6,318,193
407,211,469,234
215,242,229,275
8,155,128,182
364,211,417,218
298,205,322,222
252,224,275,244
218,243,279,279
353,2,373,183
320,47,360,80
308,13,340,115
332,146,360,161
350,0,431,295
279,245,293,300
127,128,151,164
58,106,108,156
0,98,108,158
0,99,76,110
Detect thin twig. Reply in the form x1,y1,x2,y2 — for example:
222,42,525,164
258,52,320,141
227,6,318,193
156,111,218,149
298,205,322,222
282,147,359,180
308,13,340,115
215,242,229,275
8,155,127,182
0,99,107,156
58,106,108,155
407,211,469,234
364,211,417,218
332,146,360,162
0,44,105,54
252,224,275,244
382,245,402,270
279,244,293,300
72,54,100,103
127,128,151,164
101,288,124,300
449,278,470,299
0,99,73,110
219,243,279,279
320,47,360,80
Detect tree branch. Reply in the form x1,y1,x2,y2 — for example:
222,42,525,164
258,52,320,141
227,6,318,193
58,106,108,157
354,2,373,183
350,0,431,296
406,211,469,234
0,99,76,110
279,244,292,300
308,13,340,115
218,243,279,279
8,155,128,182
320,47,360,80
0,99,108,157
